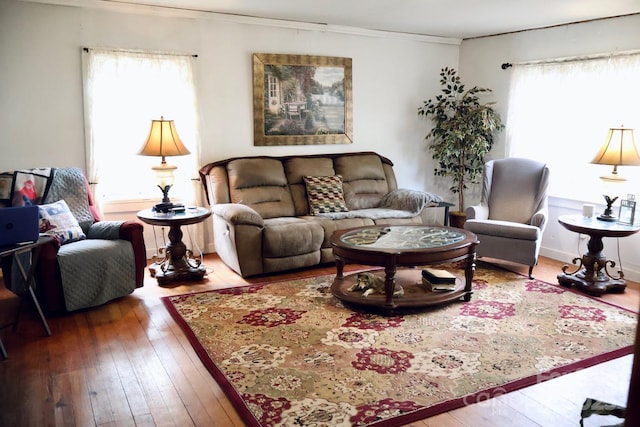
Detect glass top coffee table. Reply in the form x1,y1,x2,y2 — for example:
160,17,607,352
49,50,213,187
330,225,479,314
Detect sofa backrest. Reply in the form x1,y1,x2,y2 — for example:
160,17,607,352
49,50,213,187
283,156,336,216
199,152,398,218
226,158,296,219
335,154,394,210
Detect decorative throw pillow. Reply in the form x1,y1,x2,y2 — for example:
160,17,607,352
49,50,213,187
39,199,86,244
303,175,349,215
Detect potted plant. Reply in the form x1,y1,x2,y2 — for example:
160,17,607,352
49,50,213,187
418,67,504,227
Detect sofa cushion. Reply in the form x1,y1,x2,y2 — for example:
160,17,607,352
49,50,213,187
227,158,295,219
465,219,540,241
262,217,324,258
304,216,375,248
334,154,390,210
284,157,335,216
303,175,349,215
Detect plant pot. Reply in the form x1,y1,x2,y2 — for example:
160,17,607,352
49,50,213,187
449,211,467,229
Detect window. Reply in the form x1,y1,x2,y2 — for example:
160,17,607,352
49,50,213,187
268,75,278,99
506,53,640,203
82,48,200,207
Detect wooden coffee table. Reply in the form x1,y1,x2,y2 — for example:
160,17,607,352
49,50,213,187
330,225,479,314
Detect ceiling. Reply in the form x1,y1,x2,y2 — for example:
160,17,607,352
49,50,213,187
95,0,640,39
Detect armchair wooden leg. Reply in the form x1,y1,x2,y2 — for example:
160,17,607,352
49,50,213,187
528,265,534,279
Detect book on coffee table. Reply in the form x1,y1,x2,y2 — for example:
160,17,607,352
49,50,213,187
421,268,457,291
422,268,456,283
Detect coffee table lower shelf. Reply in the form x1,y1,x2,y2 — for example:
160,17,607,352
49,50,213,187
331,269,471,314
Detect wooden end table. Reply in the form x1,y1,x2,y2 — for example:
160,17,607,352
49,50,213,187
137,207,211,286
330,225,478,314
557,214,640,296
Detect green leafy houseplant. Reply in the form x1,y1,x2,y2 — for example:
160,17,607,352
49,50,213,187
418,67,504,215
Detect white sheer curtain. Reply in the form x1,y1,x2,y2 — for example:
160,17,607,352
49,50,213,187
82,48,200,207
507,53,640,203
82,48,207,254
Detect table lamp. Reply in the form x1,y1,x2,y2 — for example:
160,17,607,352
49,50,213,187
591,126,640,221
138,116,190,211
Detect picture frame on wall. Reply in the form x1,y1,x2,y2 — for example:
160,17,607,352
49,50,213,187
252,53,353,146
618,199,636,225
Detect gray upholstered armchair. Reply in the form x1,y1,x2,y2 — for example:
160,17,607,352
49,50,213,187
464,158,550,278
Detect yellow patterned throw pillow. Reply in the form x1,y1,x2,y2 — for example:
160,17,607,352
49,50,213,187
303,175,349,215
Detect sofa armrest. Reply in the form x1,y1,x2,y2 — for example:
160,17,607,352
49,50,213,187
118,221,146,288
213,203,265,227
212,203,264,277
34,237,65,313
466,205,489,220
87,221,126,239
88,220,146,289
530,209,548,231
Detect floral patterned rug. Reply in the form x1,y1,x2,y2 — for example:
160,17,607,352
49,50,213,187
162,263,637,427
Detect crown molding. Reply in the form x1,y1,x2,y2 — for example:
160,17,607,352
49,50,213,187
21,0,462,45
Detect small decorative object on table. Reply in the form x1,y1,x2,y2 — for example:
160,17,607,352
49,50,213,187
421,268,457,291
618,196,636,225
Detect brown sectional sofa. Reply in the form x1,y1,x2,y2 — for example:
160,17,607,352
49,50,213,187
199,151,444,277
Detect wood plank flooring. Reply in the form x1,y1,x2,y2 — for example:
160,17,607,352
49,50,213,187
0,255,637,426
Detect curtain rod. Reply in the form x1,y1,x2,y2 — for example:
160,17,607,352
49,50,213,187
501,48,640,70
82,47,197,58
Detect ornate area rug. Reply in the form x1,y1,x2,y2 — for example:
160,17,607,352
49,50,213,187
162,263,637,427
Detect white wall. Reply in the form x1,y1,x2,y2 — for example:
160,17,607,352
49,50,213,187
0,0,459,254
0,0,459,193
459,14,640,282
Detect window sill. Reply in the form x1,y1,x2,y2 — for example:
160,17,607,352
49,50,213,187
100,198,185,214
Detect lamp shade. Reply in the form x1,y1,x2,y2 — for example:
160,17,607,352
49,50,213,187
138,117,190,207
591,126,640,166
589,127,639,221
138,117,191,160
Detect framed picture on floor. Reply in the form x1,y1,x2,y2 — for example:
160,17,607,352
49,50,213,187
252,53,353,146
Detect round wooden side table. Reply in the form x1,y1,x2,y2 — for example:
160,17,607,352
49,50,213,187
557,214,640,296
137,207,211,285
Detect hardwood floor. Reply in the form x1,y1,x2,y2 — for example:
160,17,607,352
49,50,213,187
0,255,637,426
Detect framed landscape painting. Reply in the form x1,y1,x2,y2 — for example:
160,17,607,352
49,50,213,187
252,53,353,146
